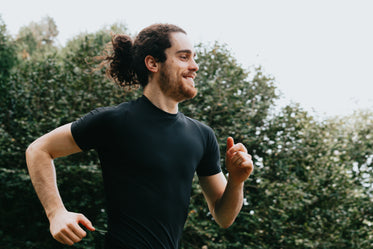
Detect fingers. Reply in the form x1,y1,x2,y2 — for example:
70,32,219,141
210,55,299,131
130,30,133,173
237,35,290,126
226,137,250,166
50,212,94,246
54,223,85,246
225,138,254,183
55,232,75,246
227,142,248,156
226,137,234,151
69,221,87,239
64,225,83,244
230,151,252,167
78,214,95,231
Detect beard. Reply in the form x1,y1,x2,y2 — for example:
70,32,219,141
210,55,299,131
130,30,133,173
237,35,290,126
159,66,197,102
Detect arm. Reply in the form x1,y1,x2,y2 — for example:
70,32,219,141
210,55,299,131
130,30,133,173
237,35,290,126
199,137,253,228
25,123,95,245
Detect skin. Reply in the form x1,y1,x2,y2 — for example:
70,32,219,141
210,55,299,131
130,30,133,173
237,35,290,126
25,124,94,245
143,32,198,113
144,33,253,228
25,31,253,246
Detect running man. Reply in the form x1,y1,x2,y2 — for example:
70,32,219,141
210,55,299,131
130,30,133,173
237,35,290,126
26,23,253,249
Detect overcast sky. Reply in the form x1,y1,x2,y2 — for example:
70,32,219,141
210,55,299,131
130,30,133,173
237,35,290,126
2,0,372,118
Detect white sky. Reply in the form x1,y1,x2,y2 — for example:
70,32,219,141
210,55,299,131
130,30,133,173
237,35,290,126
2,0,373,118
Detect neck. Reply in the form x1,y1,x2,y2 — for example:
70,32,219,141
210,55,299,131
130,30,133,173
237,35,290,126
143,83,179,114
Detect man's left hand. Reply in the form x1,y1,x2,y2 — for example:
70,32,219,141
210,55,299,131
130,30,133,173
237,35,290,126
225,137,254,185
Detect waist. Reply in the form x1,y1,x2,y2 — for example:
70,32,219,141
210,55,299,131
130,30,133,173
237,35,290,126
104,233,131,249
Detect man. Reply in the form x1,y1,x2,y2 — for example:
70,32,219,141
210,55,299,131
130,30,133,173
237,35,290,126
26,24,253,249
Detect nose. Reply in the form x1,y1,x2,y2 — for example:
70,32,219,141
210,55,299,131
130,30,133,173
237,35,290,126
189,58,199,72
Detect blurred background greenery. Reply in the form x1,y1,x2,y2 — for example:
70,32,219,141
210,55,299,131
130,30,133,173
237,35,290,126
0,15,372,249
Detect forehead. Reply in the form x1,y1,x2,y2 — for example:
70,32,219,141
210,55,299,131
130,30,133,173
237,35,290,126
168,32,195,54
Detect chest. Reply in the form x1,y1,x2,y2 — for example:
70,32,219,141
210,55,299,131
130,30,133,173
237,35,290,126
102,116,205,180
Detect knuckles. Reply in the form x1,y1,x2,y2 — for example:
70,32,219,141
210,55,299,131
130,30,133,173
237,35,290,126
66,241,74,246
50,213,89,246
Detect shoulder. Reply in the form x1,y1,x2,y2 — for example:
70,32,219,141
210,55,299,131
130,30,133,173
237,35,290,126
184,115,215,136
181,115,217,148
71,101,135,135
70,101,135,151
78,101,133,122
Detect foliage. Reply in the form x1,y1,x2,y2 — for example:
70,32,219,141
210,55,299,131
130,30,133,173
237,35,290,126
0,16,372,249
0,16,20,172
15,16,58,57
0,166,105,249
0,15,18,79
330,110,373,193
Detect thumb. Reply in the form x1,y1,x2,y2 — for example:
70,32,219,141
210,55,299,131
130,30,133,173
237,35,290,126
78,214,95,231
226,137,234,152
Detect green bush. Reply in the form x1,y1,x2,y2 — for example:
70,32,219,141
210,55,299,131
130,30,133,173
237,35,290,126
1,16,372,248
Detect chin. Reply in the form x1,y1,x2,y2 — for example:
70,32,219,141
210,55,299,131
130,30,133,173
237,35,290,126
180,88,198,102
173,86,197,103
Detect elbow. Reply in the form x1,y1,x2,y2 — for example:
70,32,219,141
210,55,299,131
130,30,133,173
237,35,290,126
219,224,232,229
25,142,37,168
212,206,238,229
216,218,235,229
25,143,33,160
25,139,47,168
25,140,39,158
218,222,233,229
26,142,33,153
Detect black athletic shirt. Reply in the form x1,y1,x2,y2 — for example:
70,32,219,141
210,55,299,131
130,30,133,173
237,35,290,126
71,96,221,249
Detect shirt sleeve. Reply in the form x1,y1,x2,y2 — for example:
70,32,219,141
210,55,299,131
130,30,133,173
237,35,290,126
71,107,111,151
196,127,221,176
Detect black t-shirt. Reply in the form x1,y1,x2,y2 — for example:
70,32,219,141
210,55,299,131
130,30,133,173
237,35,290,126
71,96,221,249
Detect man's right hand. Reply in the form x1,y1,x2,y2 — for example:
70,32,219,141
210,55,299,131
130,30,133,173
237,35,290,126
49,208,95,246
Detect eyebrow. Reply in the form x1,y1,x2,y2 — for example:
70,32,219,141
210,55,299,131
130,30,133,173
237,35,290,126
176,49,197,57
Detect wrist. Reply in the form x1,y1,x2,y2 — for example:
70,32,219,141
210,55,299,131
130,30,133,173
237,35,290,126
46,205,67,221
227,174,244,189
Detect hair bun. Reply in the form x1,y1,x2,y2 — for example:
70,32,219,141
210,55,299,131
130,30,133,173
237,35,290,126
113,35,133,59
108,34,137,87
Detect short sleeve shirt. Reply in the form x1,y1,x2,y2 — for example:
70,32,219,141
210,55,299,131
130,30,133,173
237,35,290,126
71,96,221,249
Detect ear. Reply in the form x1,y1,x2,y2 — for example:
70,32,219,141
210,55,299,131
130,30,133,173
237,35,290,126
144,55,159,73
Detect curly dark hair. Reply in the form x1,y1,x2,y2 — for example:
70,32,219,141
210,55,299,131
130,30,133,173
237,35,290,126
99,23,186,90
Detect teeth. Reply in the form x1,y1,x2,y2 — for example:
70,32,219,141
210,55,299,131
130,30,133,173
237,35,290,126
184,76,194,86
183,75,195,87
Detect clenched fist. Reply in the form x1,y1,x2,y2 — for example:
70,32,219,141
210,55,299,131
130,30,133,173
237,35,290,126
49,208,95,246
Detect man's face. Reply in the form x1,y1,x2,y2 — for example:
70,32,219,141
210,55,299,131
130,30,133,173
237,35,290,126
158,32,199,102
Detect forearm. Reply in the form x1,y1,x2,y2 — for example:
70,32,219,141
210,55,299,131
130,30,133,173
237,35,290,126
26,143,66,219
213,178,244,228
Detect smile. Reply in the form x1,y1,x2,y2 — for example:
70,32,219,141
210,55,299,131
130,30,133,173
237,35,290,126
183,75,195,87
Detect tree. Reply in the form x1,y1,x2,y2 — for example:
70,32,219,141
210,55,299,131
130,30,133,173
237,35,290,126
0,15,17,79
180,43,278,249
0,23,131,249
248,104,372,248
0,15,20,172
15,16,58,57
330,110,373,193
1,17,372,248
